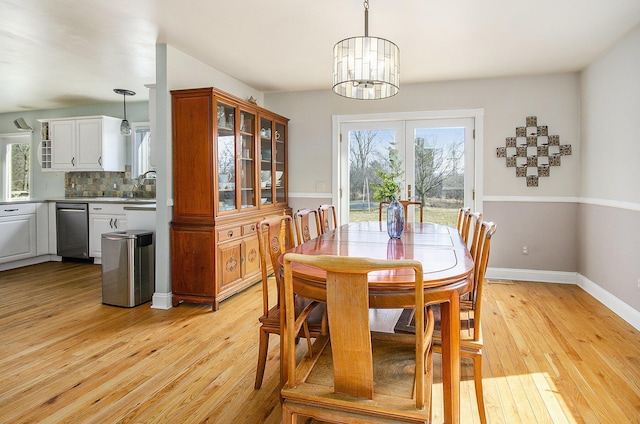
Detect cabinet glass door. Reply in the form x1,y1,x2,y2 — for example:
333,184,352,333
239,110,256,209
259,117,273,206
217,101,236,211
274,121,286,203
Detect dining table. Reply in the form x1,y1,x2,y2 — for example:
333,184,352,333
281,220,474,424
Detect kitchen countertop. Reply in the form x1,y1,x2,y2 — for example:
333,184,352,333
0,198,156,206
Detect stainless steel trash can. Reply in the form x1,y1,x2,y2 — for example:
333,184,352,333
101,230,155,307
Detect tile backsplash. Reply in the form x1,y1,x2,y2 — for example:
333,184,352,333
65,165,156,198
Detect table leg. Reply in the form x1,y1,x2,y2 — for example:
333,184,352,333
440,292,461,424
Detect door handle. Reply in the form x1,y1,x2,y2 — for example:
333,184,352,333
98,156,102,166
408,184,412,200
71,157,75,167
114,218,118,229
109,218,114,228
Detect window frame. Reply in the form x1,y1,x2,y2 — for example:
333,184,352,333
130,121,153,178
1,132,32,201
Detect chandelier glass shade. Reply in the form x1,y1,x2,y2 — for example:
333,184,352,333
332,1,399,100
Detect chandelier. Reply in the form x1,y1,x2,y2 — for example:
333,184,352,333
332,0,400,100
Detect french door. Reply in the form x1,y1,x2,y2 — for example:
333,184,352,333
338,115,477,226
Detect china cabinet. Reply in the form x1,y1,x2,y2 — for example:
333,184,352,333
170,87,289,310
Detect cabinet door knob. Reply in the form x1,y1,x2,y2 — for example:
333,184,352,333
227,230,233,238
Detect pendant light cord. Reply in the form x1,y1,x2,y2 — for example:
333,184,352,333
364,0,369,36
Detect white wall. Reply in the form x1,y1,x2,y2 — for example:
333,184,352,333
151,44,266,308
579,24,640,314
0,102,149,199
265,73,582,273
266,74,581,199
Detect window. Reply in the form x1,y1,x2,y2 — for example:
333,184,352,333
1,133,31,200
131,122,153,177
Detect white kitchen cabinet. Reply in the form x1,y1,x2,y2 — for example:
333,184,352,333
38,116,125,172
0,203,37,264
89,203,127,262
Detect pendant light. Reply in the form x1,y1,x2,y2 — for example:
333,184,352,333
114,88,136,135
333,0,399,100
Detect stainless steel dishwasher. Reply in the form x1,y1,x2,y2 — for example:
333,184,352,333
56,202,90,259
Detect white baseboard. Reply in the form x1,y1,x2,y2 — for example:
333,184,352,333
486,267,578,284
151,292,173,310
577,274,640,331
0,255,60,272
486,267,640,331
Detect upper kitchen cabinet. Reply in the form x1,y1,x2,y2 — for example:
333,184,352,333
38,116,125,172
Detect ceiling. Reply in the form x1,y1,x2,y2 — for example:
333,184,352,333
1,0,640,114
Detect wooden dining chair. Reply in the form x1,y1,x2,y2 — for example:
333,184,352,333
254,215,325,389
317,204,338,234
378,199,424,223
293,208,321,246
466,211,483,253
281,253,435,423
394,220,496,424
456,207,470,233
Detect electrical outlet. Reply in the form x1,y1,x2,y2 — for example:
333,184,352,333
637,278,640,289
522,246,528,255
113,183,117,189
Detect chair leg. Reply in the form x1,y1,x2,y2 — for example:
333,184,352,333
282,402,295,424
473,354,487,424
254,328,270,389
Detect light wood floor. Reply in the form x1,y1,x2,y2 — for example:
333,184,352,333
1,262,639,423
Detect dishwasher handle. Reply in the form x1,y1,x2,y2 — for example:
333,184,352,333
57,208,87,213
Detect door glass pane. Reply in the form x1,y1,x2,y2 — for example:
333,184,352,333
217,102,236,211
348,128,398,223
412,126,465,226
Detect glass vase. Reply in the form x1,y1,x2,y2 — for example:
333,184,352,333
387,197,405,239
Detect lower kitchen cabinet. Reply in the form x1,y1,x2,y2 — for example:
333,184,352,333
0,204,37,264
89,203,127,262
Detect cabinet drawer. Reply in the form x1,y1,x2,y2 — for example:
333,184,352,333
217,227,241,241
242,223,257,235
89,203,126,215
0,203,36,217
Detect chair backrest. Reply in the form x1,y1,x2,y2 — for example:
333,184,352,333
456,207,471,234
378,200,424,223
256,215,295,316
467,211,483,256
469,221,497,339
282,253,433,409
293,208,321,246
317,204,338,234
